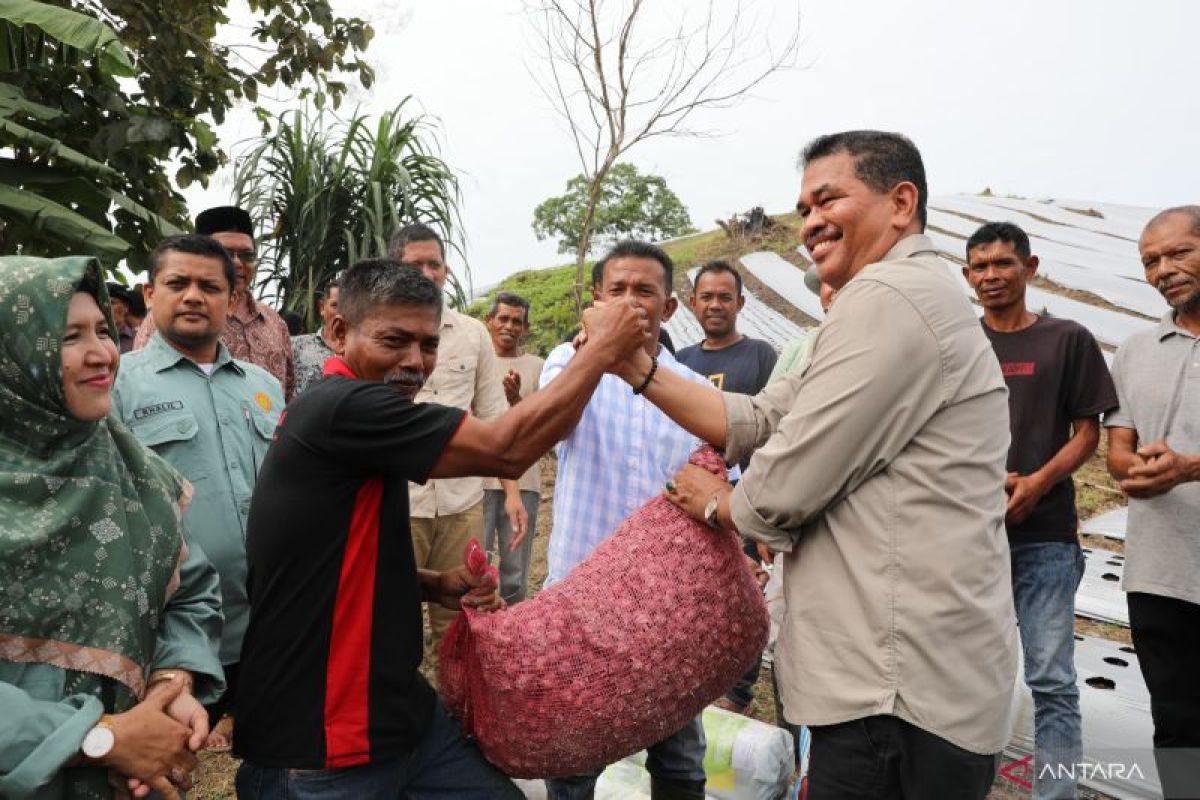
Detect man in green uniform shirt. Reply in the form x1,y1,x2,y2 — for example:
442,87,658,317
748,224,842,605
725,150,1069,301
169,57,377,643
113,234,284,749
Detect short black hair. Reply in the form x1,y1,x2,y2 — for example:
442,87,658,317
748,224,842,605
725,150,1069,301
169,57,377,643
148,234,236,290
489,291,531,321
338,258,443,326
966,221,1032,261
388,223,446,261
800,130,928,228
592,239,674,290
1145,205,1200,238
692,260,742,295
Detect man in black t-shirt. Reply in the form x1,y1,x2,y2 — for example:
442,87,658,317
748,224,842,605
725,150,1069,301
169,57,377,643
965,222,1117,800
233,259,649,799
676,260,777,718
677,260,778,401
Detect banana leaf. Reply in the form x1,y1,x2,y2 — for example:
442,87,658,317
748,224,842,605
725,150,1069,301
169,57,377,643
0,182,129,256
0,0,133,76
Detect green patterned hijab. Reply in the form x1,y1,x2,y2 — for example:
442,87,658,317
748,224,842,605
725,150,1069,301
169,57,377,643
0,256,186,706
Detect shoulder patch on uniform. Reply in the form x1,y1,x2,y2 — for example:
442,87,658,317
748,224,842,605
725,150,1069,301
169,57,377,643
254,391,273,413
132,401,184,420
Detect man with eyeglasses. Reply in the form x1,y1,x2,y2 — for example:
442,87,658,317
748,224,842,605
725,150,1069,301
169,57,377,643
135,206,295,399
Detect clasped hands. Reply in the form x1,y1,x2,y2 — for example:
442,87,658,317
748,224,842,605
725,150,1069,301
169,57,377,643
98,672,207,800
576,300,653,374
1120,438,1199,498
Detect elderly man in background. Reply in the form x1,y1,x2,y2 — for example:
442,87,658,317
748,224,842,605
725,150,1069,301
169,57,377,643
292,276,341,396
135,206,295,400
1105,205,1200,799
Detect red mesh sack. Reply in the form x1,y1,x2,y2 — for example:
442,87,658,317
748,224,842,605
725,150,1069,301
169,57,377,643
439,447,769,778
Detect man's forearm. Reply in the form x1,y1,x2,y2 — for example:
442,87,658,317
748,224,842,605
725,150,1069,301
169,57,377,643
1032,418,1100,489
1106,427,1140,481
620,349,729,448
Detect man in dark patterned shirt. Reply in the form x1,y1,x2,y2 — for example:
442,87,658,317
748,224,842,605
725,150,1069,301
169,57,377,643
291,277,340,396
135,206,295,399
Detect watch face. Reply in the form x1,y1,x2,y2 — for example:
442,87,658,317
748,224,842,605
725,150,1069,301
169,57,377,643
82,725,115,759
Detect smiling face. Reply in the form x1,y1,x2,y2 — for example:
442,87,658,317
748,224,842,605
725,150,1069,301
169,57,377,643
486,302,529,357
332,302,441,398
146,251,233,361
1140,212,1200,316
964,240,1038,312
61,291,120,421
796,151,920,290
689,269,743,340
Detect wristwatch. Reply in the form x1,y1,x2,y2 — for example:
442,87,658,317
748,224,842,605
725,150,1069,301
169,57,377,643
703,492,723,529
81,715,115,760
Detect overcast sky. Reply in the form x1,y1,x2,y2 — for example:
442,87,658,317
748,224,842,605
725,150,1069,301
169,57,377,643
189,0,1200,292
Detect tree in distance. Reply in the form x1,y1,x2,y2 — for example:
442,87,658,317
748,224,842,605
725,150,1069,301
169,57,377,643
533,163,695,255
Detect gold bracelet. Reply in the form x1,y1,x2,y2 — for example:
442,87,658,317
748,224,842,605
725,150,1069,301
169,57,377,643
146,670,193,695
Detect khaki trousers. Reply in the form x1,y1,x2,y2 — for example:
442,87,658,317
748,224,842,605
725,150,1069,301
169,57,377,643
410,501,484,654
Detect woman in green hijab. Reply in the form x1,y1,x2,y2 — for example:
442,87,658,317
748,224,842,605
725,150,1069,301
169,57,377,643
0,257,225,799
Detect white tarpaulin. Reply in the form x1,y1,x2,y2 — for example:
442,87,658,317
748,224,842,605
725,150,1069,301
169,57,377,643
1077,546,1129,626
1009,634,1159,798
1082,507,1128,541
736,252,825,324
924,230,1155,348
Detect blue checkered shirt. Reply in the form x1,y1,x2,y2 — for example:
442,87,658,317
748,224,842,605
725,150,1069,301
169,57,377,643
541,342,713,585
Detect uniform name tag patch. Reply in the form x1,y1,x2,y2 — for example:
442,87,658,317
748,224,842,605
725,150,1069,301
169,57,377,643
133,401,184,420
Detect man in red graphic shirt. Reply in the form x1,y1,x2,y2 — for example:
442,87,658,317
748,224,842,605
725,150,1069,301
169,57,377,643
965,221,1117,800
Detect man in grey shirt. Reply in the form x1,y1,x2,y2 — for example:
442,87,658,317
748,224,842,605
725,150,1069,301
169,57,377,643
599,130,1017,799
1105,205,1200,798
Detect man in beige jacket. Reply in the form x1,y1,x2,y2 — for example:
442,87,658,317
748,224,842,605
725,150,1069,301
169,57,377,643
604,131,1018,799
390,224,526,651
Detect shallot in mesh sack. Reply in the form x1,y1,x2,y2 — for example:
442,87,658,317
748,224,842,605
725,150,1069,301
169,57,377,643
439,446,769,778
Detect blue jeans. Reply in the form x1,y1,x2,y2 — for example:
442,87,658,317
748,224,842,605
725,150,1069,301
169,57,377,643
1011,541,1085,800
235,699,522,799
545,715,707,799
482,488,540,604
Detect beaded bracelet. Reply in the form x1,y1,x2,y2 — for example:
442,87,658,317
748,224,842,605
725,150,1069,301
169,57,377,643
632,355,658,395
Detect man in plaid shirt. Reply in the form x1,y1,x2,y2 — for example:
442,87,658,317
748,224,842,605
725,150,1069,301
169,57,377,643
539,239,712,800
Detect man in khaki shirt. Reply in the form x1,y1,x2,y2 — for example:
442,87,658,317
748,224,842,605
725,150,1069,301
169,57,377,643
390,225,526,648
605,131,1018,798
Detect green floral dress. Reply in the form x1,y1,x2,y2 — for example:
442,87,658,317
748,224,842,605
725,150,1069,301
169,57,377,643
0,257,224,799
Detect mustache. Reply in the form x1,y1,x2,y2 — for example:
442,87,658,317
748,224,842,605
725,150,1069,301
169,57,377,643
385,369,425,388
1158,278,1191,292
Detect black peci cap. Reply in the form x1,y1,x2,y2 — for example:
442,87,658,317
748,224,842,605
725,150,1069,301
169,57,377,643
195,206,254,239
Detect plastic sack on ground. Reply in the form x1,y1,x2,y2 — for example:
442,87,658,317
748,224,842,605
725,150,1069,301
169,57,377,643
594,705,796,800
439,447,770,778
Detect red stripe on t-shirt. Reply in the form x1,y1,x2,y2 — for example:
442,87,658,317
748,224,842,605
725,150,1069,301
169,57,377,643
323,477,383,768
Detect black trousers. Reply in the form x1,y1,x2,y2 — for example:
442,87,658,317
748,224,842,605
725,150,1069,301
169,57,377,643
807,715,999,800
1128,592,1200,799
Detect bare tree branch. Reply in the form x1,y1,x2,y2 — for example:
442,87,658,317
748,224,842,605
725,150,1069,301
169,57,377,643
525,0,801,312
